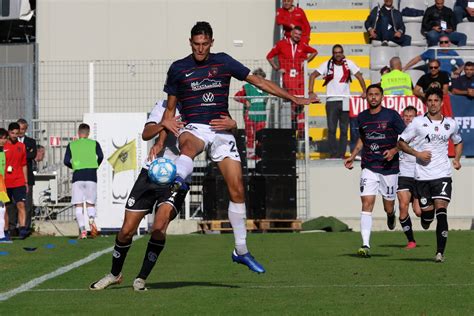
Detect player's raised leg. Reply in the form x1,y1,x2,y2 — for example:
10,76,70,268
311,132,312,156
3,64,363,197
89,211,144,290
218,158,265,273
172,132,204,190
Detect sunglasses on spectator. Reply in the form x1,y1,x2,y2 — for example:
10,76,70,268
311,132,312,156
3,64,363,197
439,41,450,44
430,66,439,69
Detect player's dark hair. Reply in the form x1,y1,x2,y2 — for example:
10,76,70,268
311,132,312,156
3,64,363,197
17,118,28,125
425,88,443,100
8,122,20,131
367,84,384,95
78,123,90,133
293,25,303,32
465,61,474,67
191,21,213,39
0,128,7,138
403,106,417,114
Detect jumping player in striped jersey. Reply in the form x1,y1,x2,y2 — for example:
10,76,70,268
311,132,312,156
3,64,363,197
399,88,463,263
344,84,405,257
161,21,311,273
397,106,422,249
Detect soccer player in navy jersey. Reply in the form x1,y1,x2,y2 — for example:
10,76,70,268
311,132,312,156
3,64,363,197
344,84,405,257
160,21,311,273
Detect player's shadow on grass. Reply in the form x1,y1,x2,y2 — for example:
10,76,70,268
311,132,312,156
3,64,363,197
378,244,428,248
392,258,435,262
340,254,390,258
148,282,240,289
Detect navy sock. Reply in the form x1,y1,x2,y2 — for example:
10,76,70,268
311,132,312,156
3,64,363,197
400,216,415,242
435,208,448,254
110,237,132,276
137,238,166,280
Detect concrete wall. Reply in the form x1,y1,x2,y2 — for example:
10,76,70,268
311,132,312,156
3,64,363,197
308,159,474,223
37,0,275,61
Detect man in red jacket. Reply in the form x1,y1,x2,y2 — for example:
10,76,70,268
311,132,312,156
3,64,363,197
267,26,318,137
276,0,311,44
4,122,28,239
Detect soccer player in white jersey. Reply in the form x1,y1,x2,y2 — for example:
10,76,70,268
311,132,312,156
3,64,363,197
397,106,422,249
398,88,463,263
89,101,238,291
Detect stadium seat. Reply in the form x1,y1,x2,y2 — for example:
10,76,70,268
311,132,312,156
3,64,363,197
407,69,425,85
456,49,474,61
404,22,425,46
444,0,455,9
370,70,381,84
370,46,398,70
456,23,474,46
400,0,427,22
399,46,425,68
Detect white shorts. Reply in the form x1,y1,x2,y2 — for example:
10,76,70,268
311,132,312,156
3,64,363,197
360,169,398,201
71,181,97,205
180,123,241,162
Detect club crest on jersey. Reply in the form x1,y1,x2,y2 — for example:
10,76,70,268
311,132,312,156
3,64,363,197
423,123,428,127
435,126,439,132
208,67,218,77
377,122,387,130
444,123,450,130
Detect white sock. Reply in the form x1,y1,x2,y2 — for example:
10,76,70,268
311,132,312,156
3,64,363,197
175,155,194,179
75,207,86,231
0,207,5,239
87,207,96,221
360,211,372,248
228,201,248,255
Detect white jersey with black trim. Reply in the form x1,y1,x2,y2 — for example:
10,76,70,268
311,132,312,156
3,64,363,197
400,114,462,181
399,130,422,178
142,100,181,169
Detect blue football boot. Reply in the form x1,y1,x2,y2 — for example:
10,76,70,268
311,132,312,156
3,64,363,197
170,176,189,192
231,250,266,274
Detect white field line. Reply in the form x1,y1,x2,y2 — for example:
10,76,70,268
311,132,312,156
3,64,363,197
0,236,142,302
25,283,474,293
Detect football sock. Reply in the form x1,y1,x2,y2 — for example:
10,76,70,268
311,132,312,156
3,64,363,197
175,155,194,180
111,237,132,276
0,206,5,238
400,215,415,242
228,201,248,255
435,208,448,254
421,209,435,227
86,207,96,220
137,238,166,280
360,211,372,247
75,207,86,230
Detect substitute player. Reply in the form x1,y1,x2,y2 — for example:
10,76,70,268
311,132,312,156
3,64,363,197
161,21,311,273
90,101,238,291
344,84,405,257
397,106,422,249
398,88,463,263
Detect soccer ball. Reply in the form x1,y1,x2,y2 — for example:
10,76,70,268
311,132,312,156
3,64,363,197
148,158,177,185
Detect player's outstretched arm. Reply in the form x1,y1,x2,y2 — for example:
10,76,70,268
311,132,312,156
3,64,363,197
246,74,311,105
344,138,363,170
453,142,463,170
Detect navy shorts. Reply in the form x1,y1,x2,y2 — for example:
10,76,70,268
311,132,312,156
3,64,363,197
7,186,27,204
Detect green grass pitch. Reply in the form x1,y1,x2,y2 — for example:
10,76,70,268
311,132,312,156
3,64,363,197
1,231,473,315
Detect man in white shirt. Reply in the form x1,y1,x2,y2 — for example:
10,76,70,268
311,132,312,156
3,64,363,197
398,88,463,263
309,44,367,158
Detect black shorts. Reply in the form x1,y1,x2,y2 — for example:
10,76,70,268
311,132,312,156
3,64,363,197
125,168,188,214
416,177,452,209
7,186,27,204
397,176,416,194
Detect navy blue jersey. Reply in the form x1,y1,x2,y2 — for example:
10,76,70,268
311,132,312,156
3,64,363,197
164,53,250,124
358,107,405,175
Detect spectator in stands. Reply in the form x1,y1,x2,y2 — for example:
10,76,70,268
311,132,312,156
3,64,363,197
276,0,311,44
452,61,474,98
381,57,413,95
267,26,318,138
413,59,450,100
454,0,474,24
403,36,464,77
64,123,103,239
16,118,36,232
422,0,467,47
234,68,268,159
308,44,367,159
365,0,411,46
32,144,45,172
4,122,28,239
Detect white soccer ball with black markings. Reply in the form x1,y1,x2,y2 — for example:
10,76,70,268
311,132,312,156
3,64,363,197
148,158,177,185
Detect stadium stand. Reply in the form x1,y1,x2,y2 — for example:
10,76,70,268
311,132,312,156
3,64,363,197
457,22,474,45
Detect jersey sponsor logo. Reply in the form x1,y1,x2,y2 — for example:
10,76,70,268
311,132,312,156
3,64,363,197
365,131,386,140
202,92,215,103
191,79,222,91
429,134,449,142
185,71,195,77
370,143,380,152
127,197,135,207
